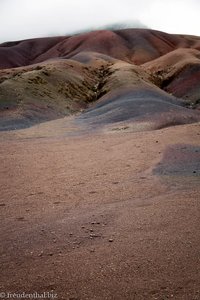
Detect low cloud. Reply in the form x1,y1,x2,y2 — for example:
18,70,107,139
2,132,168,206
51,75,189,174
0,0,199,43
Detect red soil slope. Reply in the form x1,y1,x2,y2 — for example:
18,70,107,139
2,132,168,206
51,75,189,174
143,48,200,105
1,29,200,69
0,29,200,131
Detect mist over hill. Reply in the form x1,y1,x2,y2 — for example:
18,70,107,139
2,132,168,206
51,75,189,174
71,20,148,35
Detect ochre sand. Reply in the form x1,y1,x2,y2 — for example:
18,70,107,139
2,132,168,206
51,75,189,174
0,120,199,300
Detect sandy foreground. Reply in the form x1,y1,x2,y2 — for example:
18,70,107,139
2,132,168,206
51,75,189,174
0,120,199,300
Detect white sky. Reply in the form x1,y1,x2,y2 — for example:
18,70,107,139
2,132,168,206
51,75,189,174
0,0,200,43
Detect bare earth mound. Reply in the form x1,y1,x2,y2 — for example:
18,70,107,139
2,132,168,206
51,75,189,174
0,28,200,131
0,29,200,300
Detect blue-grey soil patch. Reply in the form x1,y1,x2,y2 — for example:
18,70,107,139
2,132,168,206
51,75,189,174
75,88,200,129
153,144,200,176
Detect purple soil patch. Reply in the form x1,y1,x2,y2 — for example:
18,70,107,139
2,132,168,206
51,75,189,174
165,64,200,98
153,144,200,176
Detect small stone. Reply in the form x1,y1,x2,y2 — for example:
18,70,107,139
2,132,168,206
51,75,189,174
48,253,53,256
90,229,93,232
69,233,73,236
38,251,43,257
16,217,25,221
109,239,113,242
90,233,98,238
